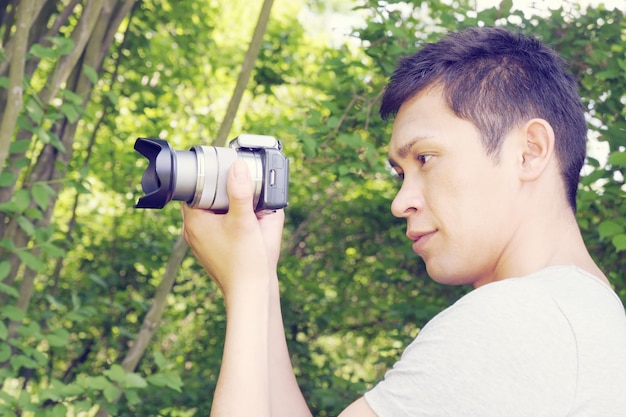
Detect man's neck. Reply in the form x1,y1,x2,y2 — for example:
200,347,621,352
484,205,608,288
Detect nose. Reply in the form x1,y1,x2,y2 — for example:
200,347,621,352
391,179,422,218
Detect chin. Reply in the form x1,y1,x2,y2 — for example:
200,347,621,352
426,263,476,286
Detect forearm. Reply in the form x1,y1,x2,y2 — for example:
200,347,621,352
210,273,312,417
269,273,313,417
211,279,272,417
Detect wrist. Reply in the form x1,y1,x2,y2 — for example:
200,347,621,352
223,273,272,310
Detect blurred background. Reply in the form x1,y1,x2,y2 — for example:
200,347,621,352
0,0,624,415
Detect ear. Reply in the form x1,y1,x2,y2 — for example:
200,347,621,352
518,118,555,182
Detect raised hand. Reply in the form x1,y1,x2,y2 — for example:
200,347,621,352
181,159,285,296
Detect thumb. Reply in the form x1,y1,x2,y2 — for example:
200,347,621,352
226,159,255,213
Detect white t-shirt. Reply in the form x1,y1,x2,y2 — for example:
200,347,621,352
364,266,626,416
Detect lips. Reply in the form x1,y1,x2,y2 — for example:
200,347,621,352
407,229,437,254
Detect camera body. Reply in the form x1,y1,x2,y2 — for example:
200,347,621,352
134,134,289,212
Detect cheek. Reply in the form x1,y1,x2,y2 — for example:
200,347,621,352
432,168,485,212
430,167,506,235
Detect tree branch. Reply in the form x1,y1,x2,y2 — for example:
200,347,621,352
0,0,36,175
214,0,275,146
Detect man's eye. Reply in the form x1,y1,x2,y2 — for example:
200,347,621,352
416,154,432,165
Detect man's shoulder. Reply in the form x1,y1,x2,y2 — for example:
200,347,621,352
457,265,623,312
366,266,626,417
423,265,625,344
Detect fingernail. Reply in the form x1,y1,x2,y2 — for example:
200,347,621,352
233,160,247,179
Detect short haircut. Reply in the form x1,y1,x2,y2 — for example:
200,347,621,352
381,27,587,212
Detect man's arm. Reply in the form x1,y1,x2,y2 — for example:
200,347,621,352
182,160,312,417
340,398,378,417
210,276,271,416
268,274,313,416
182,160,377,417
182,161,276,416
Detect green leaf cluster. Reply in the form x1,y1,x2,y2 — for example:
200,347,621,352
0,0,624,416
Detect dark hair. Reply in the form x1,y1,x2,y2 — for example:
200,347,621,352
381,27,587,212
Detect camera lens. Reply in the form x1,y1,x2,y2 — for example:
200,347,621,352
188,146,263,211
134,138,264,211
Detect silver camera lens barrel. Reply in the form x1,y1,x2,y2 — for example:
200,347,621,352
188,146,223,209
188,146,263,211
171,150,199,201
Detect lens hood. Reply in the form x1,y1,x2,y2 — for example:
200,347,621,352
134,138,176,208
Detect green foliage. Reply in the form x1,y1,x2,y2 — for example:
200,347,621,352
529,5,626,292
1,0,624,416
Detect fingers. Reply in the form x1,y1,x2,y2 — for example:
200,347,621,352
180,161,285,289
226,159,255,215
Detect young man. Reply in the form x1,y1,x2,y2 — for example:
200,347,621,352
181,27,626,416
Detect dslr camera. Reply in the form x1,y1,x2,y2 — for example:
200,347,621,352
134,134,289,212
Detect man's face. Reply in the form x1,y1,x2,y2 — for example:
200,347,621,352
388,86,521,288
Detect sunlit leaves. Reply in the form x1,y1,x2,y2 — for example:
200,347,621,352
83,65,99,84
608,150,626,167
146,373,184,392
2,0,625,416
25,97,44,124
9,139,30,154
30,36,74,58
0,172,15,187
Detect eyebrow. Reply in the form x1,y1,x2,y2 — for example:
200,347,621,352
388,136,431,168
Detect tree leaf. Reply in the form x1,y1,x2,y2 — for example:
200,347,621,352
31,183,51,210
608,151,626,167
11,189,30,213
83,65,99,84
613,234,626,252
0,322,7,340
45,328,70,348
88,273,108,289
124,389,141,405
146,372,183,392
61,103,80,123
49,36,75,56
104,364,127,383
29,44,57,59
42,242,66,258
0,261,9,280
80,375,110,390
15,322,42,338
0,283,19,299
0,343,11,361
17,216,36,236
50,404,68,417
124,372,148,389
16,250,45,272
103,384,121,402
1,305,25,322
153,351,167,370
598,220,624,239
9,140,31,154
10,354,38,370
25,98,44,124
301,136,317,157
103,90,119,106
62,89,84,105
0,172,15,187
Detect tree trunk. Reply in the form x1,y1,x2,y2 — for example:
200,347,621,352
214,0,275,146
0,0,37,175
0,0,139,362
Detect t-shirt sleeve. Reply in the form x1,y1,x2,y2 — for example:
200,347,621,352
363,281,577,417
